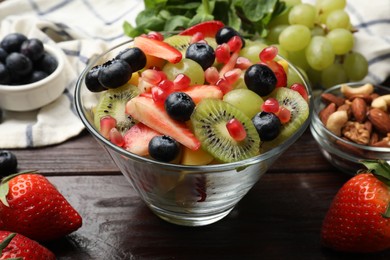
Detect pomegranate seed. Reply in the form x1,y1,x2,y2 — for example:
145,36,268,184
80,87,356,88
147,31,164,41
261,98,280,113
100,116,117,139
173,73,191,90
259,46,278,62
290,83,308,101
109,128,125,147
236,57,252,70
205,67,220,85
227,36,243,53
215,43,231,64
151,86,166,104
158,79,174,92
277,106,291,123
216,77,232,94
141,69,163,85
191,32,205,43
226,118,247,142
224,68,242,84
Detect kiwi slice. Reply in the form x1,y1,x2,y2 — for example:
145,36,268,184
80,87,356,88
94,83,140,134
190,98,260,163
164,35,217,55
261,87,309,150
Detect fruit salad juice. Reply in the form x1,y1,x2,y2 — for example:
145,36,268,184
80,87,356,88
76,23,312,225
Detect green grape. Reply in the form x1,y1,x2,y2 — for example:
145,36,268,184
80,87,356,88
326,28,354,55
306,67,322,89
223,88,264,119
288,4,317,28
163,58,204,85
305,36,335,70
269,10,290,27
287,65,307,87
343,52,369,81
287,49,310,71
316,0,346,23
239,40,267,63
282,0,302,6
279,25,311,52
321,63,348,88
266,24,289,44
311,25,326,37
326,10,350,30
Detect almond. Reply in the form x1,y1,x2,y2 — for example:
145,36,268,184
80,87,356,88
321,93,345,107
351,97,367,123
319,103,336,124
367,108,390,134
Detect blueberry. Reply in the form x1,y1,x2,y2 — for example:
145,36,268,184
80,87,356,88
28,70,49,83
20,38,44,61
185,42,215,70
165,92,195,122
98,59,132,89
244,64,277,96
0,150,18,176
148,135,181,162
115,47,146,72
0,48,8,63
0,63,10,84
252,112,281,141
215,26,245,48
0,33,27,53
5,52,33,77
35,52,58,74
85,65,106,92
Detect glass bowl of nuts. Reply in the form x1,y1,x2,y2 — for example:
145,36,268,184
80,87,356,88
310,82,390,174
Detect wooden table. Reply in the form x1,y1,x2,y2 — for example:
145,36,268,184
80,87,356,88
10,129,390,259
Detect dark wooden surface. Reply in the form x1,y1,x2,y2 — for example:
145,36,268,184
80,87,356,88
9,129,390,259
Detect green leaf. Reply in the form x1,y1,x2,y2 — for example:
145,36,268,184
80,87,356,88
241,0,278,22
0,233,17,255
164,15,191,32
188,12,214,27
144,0,167,9
360,160,390,186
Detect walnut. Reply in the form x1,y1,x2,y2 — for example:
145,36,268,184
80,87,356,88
342,121,371,145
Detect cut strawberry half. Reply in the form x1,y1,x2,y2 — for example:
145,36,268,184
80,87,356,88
134,36,182,64
124,123,161,156
179,20,225,38
126,96,201,150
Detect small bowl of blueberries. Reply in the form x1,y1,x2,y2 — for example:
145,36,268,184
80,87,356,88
0,33,65,111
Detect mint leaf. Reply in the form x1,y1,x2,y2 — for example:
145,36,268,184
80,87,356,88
241,0,278,22
164,15,191,31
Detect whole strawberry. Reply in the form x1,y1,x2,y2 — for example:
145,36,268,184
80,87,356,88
0,171,82,241
321,160,390,253
0,231,55,259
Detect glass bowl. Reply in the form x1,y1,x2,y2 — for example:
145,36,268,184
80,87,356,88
311,82,390,175
75,39,313,226
0,44,66,111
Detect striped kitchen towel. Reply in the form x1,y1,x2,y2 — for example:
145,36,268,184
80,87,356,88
0,0,144,148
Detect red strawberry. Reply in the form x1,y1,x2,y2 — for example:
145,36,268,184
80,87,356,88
124,122,162,156
0,172,82,241
179,20,225,38
321,160,390,253
134,36,182,64
0,231,55,260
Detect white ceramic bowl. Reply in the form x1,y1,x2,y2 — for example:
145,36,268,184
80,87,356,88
0,44,66,111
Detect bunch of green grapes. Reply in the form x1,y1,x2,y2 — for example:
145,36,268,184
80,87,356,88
266,0,368,89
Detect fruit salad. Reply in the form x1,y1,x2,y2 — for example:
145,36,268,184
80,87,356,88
84,21,310,165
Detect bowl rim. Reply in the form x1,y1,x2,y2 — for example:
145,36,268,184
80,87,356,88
0,44,65,92
75,39,314,172
311,82,390,153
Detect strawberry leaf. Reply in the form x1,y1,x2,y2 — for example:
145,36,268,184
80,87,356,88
0,233,16,255
361,160,390,186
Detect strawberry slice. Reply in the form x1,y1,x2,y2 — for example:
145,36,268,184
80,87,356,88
126,96,201,150
182,84,223,104
179,20,225,38
134,36,182,64
124,123,161,156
